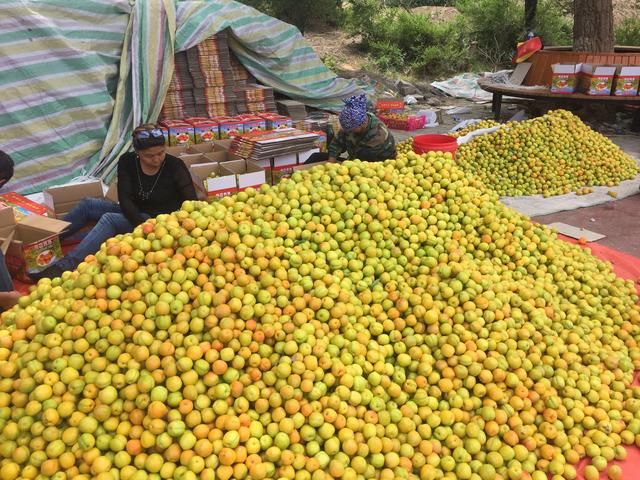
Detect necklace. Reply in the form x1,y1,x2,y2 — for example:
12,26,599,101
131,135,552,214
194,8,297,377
135,155,166,201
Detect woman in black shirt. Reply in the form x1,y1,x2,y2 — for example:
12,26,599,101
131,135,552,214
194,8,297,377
31,124,197,280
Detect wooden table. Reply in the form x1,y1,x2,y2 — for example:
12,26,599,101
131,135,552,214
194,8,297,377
478,79,640,120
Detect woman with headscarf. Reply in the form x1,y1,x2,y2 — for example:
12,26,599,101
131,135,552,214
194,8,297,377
306,94,396,164
30,124,198,280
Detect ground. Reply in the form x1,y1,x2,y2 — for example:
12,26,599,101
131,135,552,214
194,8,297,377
410,6,460,23
533,195,640,257
613,0,640,27
304,29,367,74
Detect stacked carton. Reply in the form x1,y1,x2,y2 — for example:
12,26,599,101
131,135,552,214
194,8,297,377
231,55,255,87
161,30,279,121
160,52,198,120
550,63,640,96
277,99,307,121
186,32,237,117
229,128,320,184
236,84,277,114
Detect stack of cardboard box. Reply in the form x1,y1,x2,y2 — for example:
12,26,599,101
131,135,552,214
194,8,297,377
551,63,640,96
0,181,105,280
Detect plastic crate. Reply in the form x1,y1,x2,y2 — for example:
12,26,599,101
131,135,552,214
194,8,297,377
378,114,426,131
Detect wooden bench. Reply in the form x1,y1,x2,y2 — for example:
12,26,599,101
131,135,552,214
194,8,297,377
481,47,640,120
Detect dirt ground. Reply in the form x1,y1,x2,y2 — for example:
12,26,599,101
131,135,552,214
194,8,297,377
533,195,640,257
304,29,367,74
613,0,639,27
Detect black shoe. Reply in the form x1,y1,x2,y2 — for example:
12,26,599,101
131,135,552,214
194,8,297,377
28,264,65,282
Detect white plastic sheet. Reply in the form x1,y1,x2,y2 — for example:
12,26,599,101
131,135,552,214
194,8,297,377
456,129,640,217
501,176,640,218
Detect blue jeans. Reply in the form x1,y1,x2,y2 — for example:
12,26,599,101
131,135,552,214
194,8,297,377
0,251,13,292
53,198,146,272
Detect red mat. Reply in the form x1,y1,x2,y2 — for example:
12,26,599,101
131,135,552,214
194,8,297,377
559,234,640,296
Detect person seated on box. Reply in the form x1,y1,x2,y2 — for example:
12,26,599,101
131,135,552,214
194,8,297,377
305,93,396,164
30,124,198,281
0,151,23,310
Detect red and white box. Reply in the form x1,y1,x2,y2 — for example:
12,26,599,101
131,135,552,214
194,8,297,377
613,66,640,96
270,153,299,184
190,162,237,199
224,160,267,191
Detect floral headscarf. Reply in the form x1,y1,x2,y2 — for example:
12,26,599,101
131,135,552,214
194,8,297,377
339,94,368,131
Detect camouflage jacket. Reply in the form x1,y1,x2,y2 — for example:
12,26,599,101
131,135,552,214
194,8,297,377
328,113,396,162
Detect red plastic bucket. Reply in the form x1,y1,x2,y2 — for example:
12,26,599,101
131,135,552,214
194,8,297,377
412,134,458,156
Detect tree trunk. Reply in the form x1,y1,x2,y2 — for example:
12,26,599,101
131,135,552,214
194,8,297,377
573,0,614,52
525,0,538,33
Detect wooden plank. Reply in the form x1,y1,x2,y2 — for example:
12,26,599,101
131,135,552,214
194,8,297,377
547,223,605,242
510,63,532,85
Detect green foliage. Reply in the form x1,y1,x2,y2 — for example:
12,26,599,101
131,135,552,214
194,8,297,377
242,0,572,77
532,0,573,46
386,0,457,7
345,0,381,47
271,0,340,33
346,4,473,75
616,18,640,46
321,54,340,73
456,0,524,67
346,0,571,77
237,0,340,33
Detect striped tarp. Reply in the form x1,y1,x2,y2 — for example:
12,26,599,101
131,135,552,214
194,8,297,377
0,0,367,194
0,0,131,194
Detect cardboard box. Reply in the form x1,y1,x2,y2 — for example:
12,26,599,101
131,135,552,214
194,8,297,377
298,148,321,165
613,66,640,96
259,114,292,130
190,163,238,198
0,207,70,279
160,127,169,146
224,160,267,191
192,121,219,143
550,64,580,94
270,153,299,184
105,181,118,203
579,64,617,95
214,139,233,151
240,116,267,134
166,145,189,158
251,158,272,170
42,180,104,219
169,125,195,146
183,117,210,124
219,119,244,139
187,144,218,155
203,151,244,163
0,192,48,222
180,153,213,168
